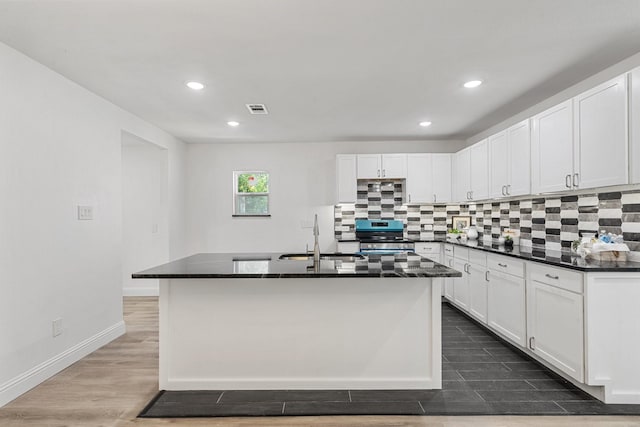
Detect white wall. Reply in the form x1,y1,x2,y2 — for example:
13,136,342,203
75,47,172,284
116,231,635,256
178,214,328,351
122,134,169,296
0,41,187,406
186,140,463,254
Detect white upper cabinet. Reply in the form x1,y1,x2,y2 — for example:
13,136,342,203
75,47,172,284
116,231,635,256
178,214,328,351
631,68,640,183
356,154,382,179
489,120,531,198
336,154,357,203
406,154,432,204
573,75,628,189
532,75,628,194
508,120,532,196
454,140,489,202
381,153,407,178
454,148,471,202
432,153,452,203
356,154,407,179
406,153,452,204
488,131,509,198
469,139,489,200
531,100,574,193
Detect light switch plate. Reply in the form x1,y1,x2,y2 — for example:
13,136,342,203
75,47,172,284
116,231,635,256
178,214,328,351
77,205,93,220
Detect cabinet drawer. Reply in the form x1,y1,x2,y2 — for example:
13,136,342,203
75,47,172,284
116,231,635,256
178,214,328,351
443,244,454,256
414,242,441,255
453,246,469,260
528,263,583,294
469,249,487,267
487,253,525,278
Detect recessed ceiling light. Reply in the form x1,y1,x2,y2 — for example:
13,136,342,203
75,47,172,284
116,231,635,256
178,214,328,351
464,80,483,88
419,121,432,127
186,81,205,90
227,121,240,127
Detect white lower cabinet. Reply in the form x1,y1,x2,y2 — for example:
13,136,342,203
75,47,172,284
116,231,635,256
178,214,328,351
487,268,526,347
443,254,454,300
527,264,585,382
414,242,441,263
453,258,469,311
468,262,488,324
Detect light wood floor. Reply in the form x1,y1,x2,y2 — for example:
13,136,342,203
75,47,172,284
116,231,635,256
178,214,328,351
1,297,639,427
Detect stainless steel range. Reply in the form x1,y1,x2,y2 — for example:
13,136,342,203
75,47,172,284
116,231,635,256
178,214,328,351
355,219,415,254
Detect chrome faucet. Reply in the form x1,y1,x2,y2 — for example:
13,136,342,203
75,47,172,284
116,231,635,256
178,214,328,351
313,214,320,267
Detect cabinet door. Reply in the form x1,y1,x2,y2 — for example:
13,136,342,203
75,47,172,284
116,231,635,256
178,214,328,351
470,139,489,200
336,154,357,203
531,100,574,193
432,153,452,203
527,280,584,382
356,154,381,179
454,149,471,202
381,154,407,178
443,255,455,301
487,270,526,346
468,262,488,324
406,153,432,203
631,68,640,183
488,131,509,198
453,259,469,311
507,119,531,197
574,75,628,189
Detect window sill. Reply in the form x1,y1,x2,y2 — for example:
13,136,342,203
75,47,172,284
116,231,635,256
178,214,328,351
232,214,272,218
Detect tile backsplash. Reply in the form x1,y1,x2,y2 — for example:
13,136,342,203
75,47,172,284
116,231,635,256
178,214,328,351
334,180,640,253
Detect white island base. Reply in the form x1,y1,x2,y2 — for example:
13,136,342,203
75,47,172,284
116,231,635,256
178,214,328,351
159,277,442,391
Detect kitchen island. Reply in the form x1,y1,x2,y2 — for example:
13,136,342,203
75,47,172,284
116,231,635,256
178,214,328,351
133,252,461,391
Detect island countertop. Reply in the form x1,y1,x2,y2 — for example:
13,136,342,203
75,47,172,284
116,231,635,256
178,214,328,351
132,252,462,279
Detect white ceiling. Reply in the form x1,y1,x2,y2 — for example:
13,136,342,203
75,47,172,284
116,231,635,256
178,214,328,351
1,0,640,144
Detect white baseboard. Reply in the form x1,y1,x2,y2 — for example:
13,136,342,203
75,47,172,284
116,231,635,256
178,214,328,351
0,320,126,408
123,286,159,296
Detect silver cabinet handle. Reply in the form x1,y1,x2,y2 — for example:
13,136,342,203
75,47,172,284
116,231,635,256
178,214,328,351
485,270,490,281
529,337,536,350
408,194,411,203
545,273,559,280
433,194,436,203
448,259,453,267
377,169,380,177
501,185,506,196
507,184,511,195
498,263,507,268
573,173,579,188
383,169,386,177
464,263,469,273
565,174,571,188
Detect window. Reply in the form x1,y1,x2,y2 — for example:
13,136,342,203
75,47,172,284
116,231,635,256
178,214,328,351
233,171,270,216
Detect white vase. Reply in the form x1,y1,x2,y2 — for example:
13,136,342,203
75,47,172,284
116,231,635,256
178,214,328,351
467,226,478,240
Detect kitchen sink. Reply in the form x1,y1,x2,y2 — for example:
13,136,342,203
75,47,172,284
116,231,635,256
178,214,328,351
278,253,365,262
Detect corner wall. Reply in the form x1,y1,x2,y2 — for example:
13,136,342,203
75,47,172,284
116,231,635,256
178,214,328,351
0,41,187,406
185,140,463,254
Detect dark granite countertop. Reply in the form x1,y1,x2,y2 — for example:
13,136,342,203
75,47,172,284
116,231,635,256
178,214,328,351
132,252,462,279
412,239,640,272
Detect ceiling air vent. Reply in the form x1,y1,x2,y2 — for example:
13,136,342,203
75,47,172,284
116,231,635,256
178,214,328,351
246,104,268,115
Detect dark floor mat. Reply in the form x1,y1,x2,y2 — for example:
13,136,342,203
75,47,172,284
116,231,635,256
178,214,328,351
139,303,640,417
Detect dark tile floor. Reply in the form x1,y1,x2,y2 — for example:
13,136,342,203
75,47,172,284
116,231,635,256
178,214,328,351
139,302,640,417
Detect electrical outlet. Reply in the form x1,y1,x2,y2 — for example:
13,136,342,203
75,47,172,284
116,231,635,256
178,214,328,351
52,318,63,337
77,205,93,220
